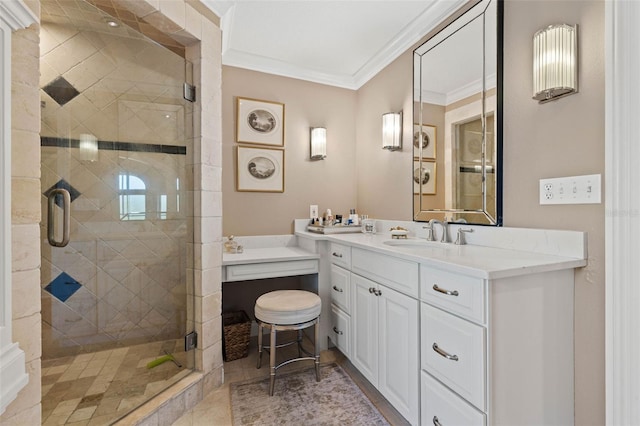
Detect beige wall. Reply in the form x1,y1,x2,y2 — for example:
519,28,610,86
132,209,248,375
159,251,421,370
219,1,605,423
222,66,358,236
356,50,414,221
503,2,605,424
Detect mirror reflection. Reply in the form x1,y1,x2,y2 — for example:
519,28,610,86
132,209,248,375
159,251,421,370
413,0,502,225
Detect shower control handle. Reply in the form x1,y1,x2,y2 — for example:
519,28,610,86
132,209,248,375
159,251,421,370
47,188,71,247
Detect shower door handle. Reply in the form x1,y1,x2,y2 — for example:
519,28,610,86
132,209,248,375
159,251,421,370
47,188,71,247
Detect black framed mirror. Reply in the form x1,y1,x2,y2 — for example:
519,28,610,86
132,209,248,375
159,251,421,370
413,0,503,225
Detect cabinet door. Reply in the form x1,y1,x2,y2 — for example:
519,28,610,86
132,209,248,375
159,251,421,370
422,303,486,411
330,304,350,357
378,284,420,425
351,273,378,386
421,371,486,426
330,264,351,313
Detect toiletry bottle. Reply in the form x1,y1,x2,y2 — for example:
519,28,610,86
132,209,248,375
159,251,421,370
224,236,238,253
325,209,334,226
349,209,359,226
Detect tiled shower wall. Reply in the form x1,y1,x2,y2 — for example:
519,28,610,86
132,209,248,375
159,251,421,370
39,20,192,358
3,1,223,423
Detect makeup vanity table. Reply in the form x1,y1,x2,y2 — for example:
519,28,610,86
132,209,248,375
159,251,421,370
221,235,322,338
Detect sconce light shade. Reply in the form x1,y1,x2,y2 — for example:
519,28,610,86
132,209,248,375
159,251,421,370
533,24,578,103
310,127,326,160
79,133,98,162
382,111,402,151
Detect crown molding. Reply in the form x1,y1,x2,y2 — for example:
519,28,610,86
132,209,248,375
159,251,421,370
351,0,467,89
0,0,37,31
213,0,467,89
223,48,359,89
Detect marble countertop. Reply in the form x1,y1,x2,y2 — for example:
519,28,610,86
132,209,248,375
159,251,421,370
222,246,320,266
296,230,587,280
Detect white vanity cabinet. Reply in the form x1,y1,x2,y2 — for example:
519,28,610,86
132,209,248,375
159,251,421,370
297,219,585,426
350,248,420,425
328,243,352,357
420,264,575,426
329,263,351,356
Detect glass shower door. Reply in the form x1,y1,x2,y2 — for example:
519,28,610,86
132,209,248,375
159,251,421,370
39,5,194,421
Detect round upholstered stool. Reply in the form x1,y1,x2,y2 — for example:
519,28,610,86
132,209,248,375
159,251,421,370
254,290,322,396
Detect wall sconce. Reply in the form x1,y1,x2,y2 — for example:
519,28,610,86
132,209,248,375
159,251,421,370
533,24,578,103
310,127,326,160
79,133,98,162
382,111,402,151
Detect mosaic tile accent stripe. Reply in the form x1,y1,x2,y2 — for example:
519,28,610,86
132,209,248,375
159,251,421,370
41,136,187,155
45,272,83,302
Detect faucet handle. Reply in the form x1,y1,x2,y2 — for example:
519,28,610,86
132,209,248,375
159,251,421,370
423,224,435,241
455,228,474,245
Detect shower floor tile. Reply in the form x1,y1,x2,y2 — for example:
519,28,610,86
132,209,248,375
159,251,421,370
41,339,189,425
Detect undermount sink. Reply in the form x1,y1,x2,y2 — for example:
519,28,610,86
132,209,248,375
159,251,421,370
383,239,451,249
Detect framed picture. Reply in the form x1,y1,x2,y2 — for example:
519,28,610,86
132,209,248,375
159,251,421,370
413,159,436,194
413,124,436,159
236,97,285,146
236,146,284,192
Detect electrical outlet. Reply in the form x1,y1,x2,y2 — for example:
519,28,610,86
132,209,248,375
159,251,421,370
310,204,318,219
539,174,602,205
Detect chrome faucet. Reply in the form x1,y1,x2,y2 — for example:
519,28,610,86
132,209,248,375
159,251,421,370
455,228,474,245
422,223,435,241
428,219,448,243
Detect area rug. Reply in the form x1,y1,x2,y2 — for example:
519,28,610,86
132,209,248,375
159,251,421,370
230,363,390,425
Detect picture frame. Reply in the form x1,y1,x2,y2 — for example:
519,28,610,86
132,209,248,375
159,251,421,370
236,146,284,192
236,97,285,147
413,159,436,194
413,123,436,159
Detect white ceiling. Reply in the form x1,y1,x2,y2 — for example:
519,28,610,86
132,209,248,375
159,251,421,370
201,0,468,90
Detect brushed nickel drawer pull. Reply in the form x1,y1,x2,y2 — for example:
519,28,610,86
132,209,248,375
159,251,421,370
332,285,344,293
332,252,343,258
433,284,459,297
333,326,343,335
433,416,442,426
432,343,459,361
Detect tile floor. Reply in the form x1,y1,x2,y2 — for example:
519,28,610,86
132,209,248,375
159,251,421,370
41,339,190,425
172,335,410,426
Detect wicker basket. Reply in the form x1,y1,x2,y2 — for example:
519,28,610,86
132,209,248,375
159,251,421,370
222,311,252,361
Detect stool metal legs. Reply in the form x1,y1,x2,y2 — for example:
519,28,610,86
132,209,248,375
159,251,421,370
269,326,277,395
314,320,320,382
256,322,263,369
255,317,320,396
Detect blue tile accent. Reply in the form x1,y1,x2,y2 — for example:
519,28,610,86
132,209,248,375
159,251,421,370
45,272,82,302
43,179,81,207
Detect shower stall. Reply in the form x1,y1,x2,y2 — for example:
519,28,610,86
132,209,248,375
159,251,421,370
38,1,195,423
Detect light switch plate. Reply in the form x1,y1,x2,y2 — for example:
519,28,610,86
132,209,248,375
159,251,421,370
539,174,601,205
310,204,318,219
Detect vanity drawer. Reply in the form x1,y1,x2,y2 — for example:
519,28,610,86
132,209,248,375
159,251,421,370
330,264,351,313
421,303,486,411
224,259,318,282
330,304,350,357
352,247,419,298
420,265,486,324
329,243,351,269
421,371,486,426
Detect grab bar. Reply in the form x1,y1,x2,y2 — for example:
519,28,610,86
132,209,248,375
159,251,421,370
47,188,70,247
